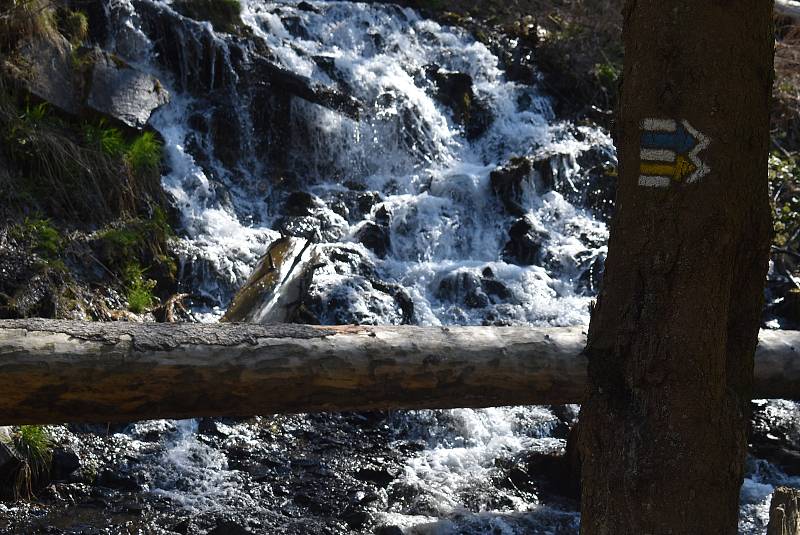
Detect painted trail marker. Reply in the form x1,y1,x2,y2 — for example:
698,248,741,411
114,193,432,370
639,118,710,188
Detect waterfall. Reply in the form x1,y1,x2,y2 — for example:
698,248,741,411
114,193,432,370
13,2,785,534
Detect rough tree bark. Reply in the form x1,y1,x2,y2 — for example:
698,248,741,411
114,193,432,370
578,1,775,534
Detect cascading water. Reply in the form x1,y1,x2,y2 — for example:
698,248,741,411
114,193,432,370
3,2,794,534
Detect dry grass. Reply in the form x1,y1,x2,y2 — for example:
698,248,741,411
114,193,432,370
0,0,60,54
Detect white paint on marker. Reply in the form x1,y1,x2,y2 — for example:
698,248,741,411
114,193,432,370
682,120,711,183
641,118,677,132
640,148,676,162
638,175,671,188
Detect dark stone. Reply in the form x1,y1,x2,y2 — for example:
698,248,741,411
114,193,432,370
341,508,370,530
575,146,617,221
481,278,511,300
297,1,319,12
210,104,243,168
0,429,22,489
355,467,395,488
577,253,606,295
502,219,548,266
427,66,493,140
490,157,533,216
207,521,252,535
50,447,81,481
96,469,141,492
375,526,404,535
750,400,800,475
359,193,384,219
284,192,319,217
437,271,488,309
355,222,391,258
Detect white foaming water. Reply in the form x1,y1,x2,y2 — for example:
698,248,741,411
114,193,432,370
98,2,785,533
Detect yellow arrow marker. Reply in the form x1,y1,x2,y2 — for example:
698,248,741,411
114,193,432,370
640,155,697,183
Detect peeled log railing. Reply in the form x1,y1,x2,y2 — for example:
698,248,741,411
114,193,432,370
0,319,797,425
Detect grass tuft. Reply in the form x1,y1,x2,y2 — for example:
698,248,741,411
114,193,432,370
12,425,52,500
124,262,157,313
61,9,88,45
126,131,162,176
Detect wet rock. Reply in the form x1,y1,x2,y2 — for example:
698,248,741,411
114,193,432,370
576,253,605,295
502,218,549,266
209,103,244,168
297,1,320,13
355,467,396,488
375,526,404,535
207,520,252,535
50,447,81,482
276,192,348,242
96,468,141,492
172,0,244,34
427,65,492,140
751,400,800,475
355,222,391,258
575,145,617,221
10,35,83,115
283,191,319,217
436,270,512,309
770,288,800,330
133,1,241,93
87,50,170,128
0,427,22,493
437,271,488,309
490,157,533,216
302,245,413,325
341,508,371,530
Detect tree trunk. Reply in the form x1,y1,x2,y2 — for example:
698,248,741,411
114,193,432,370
578,1,775,533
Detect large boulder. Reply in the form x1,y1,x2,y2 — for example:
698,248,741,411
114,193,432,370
86,50,170,128
7,34,169,128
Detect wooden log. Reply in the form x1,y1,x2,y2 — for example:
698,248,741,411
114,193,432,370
0,319,796,425
768,487,800,535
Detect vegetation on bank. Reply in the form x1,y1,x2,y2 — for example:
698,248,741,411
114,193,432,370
0,0,178,319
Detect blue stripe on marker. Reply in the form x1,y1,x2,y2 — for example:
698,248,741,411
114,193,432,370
641,123,698,154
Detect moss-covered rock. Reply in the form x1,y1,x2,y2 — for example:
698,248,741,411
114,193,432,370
172,0,243,34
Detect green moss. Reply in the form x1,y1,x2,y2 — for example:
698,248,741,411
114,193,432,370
124,262,157,313
126,131,162,176
10,217,62,258
61,10,88,45
172,0,243,33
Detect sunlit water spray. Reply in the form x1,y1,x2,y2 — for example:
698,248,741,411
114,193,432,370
90,1,794,533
